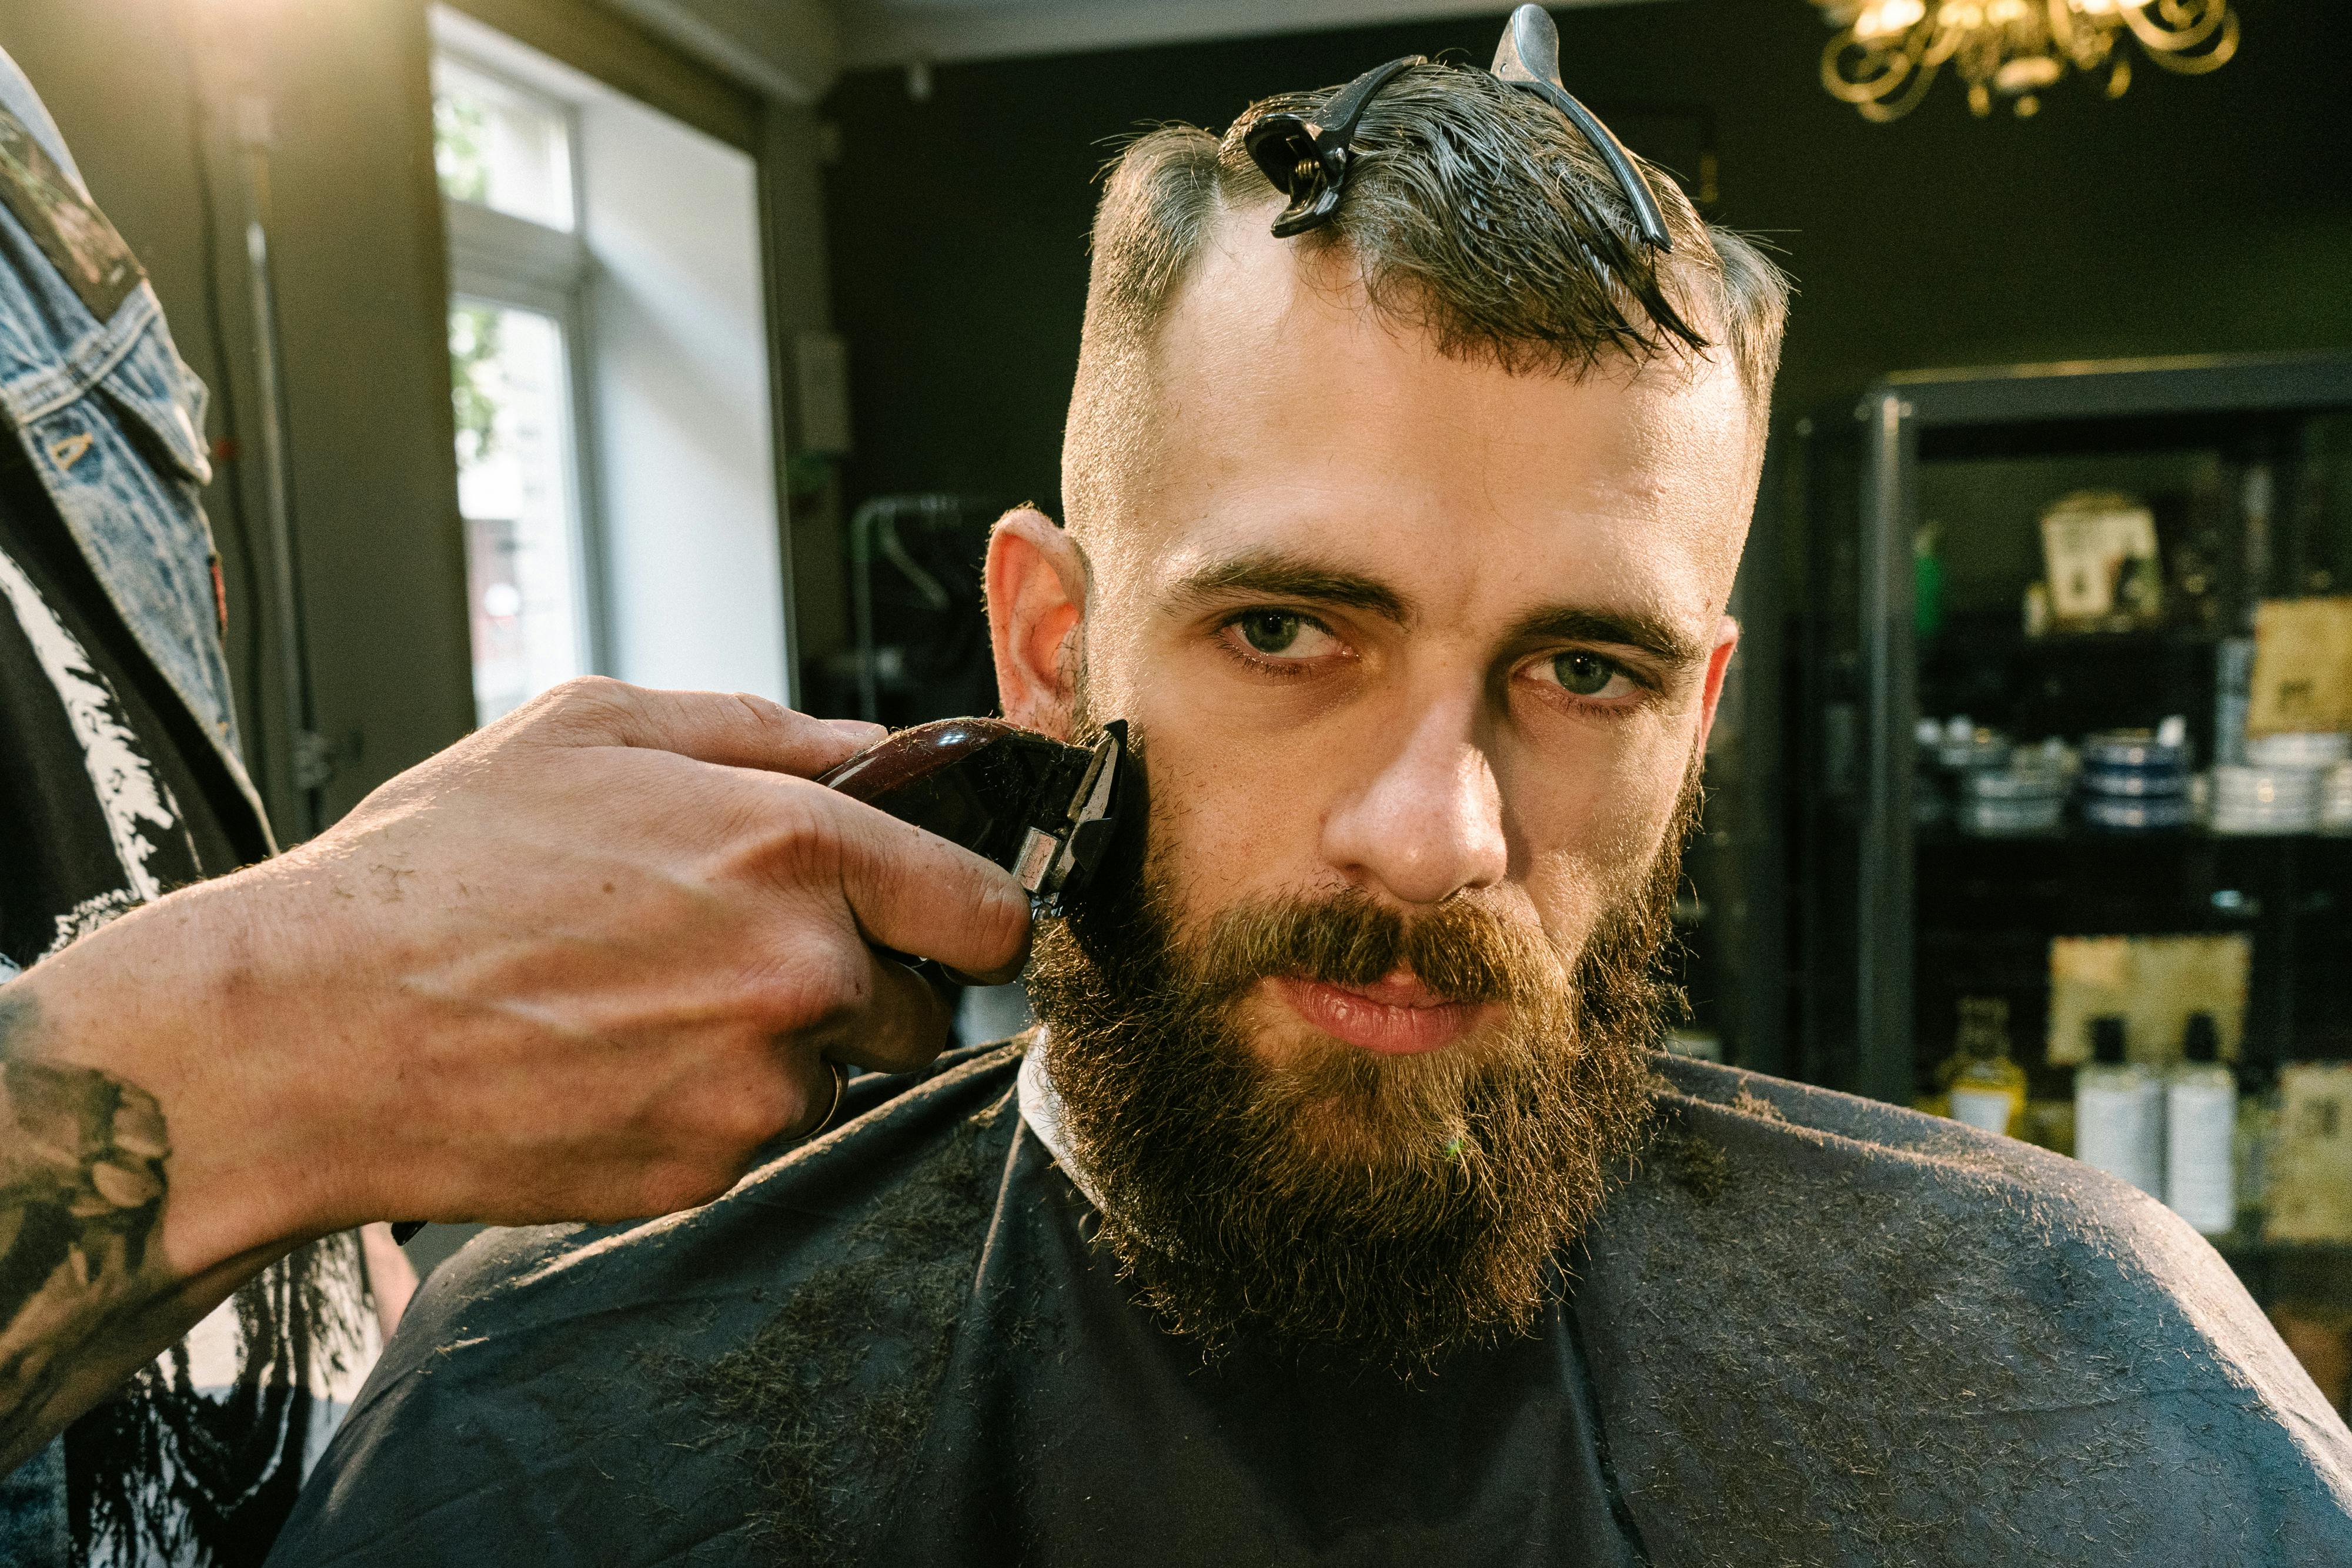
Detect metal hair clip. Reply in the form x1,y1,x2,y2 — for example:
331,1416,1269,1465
1242,2,1672,253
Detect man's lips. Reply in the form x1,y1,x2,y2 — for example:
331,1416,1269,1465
1269,974,1492,1055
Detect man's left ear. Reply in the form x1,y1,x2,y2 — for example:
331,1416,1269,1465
984,507,1087,740
1693,614,1740,757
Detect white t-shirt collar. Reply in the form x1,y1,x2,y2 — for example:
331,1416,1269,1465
1016,1028,1106,1210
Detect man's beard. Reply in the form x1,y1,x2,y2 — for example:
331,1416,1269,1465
1027,753,1695,1372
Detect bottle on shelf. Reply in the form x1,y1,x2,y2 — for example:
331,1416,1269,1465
2075,1015,2164,1198
1915,521,1944,640
2164,1012,2237,1235
1946,997,2027,1138
1921,996,1969,1116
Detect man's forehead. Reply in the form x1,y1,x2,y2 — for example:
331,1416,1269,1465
1155,203,1740,409
1112,208,1755,635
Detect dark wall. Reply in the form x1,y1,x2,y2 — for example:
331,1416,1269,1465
820,0,2352,517
0,0,475,835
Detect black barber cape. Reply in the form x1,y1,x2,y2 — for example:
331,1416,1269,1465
268,1044,2352,1566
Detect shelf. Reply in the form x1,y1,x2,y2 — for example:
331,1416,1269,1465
1910,830,2346,940
1926,623,2227,656
1803,356,2352,1112
1918,617,2227,751
1917,827,2352,851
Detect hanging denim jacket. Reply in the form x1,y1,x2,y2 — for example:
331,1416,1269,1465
0,44,273,1568
0,47,269,850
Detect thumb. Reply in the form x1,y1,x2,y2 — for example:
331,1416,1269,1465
818,790,1034,985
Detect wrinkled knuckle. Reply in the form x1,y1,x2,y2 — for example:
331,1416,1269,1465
551,673,631,708
763,944,870,1039
526,675,638,738
757,792,839,871
708,791,838,893
726,690,798,737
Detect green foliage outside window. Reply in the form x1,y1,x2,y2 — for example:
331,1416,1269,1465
449,303,502,469
434,92,490,205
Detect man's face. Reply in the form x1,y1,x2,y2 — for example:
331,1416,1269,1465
1000,211,1759,1365
1071,218,1755,1035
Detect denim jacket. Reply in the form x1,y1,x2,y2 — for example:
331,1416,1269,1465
0,46,269,848
0,44,272,1566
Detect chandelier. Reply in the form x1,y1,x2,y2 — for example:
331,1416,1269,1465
1813,0,2240,121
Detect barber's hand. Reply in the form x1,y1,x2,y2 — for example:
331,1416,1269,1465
28,678,1031,1249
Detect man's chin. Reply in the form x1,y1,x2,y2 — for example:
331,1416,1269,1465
1232,988,1535,1165
1255,1089,1464,1175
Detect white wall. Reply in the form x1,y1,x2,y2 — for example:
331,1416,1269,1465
580,90,786,702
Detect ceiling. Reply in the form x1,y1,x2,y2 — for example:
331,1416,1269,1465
603,0,1668,101
837,0,1669,70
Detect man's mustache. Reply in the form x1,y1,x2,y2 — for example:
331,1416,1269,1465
1184,888,1562,1010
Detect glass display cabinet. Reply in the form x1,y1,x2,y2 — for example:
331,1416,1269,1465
1785,354,2352,1363
1822,356,2352,1096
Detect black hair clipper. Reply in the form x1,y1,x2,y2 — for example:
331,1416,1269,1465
817,717,1127,917
387,720,1127,1247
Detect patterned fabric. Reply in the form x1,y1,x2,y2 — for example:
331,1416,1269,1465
0,42,375,1566
0,450,379,1565
0,453,222,968
0,45,265,841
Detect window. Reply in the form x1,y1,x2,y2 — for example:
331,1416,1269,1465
449,302,584,721
432,6,788,721
433,45,594,726
434,55,574,232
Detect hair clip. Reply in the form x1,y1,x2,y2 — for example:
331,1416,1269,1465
1244,54,1425,239
1490,4,1672,252
1242,4,1672,254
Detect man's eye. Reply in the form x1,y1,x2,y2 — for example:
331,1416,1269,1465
1232,611,1335,660
1541,650,1629,698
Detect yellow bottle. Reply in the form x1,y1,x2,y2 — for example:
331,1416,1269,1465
1946,997,2027,1139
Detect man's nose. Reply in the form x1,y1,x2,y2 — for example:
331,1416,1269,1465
1320,700,1509,908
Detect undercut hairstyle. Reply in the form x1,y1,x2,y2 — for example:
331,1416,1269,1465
1063,63,1790,538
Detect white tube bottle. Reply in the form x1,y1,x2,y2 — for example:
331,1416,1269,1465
2076,1015,2164,1198
2164,1012,2237,1235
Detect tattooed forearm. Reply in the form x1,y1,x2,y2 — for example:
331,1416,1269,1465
0,985,172,1459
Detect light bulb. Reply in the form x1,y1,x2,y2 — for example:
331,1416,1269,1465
1856,0,1926,40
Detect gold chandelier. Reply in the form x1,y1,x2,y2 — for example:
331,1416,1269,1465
1813,0,2240,121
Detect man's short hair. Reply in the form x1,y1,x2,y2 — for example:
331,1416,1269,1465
1064,64,1790,537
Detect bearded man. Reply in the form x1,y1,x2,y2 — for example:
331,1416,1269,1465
266,23,2352,1567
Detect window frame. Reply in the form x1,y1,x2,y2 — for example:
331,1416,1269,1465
435,44,610,700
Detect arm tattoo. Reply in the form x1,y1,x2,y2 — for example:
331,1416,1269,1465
0,987,172,1456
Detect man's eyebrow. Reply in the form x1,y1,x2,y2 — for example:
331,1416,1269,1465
1162,553,1706,664
1505,606,1708,667
1163,554,1415,626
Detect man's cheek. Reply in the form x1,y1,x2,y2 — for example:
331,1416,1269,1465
1517,766,1682,931
1151,755,1324,914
